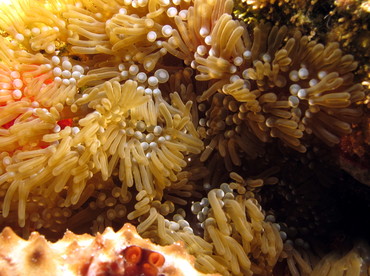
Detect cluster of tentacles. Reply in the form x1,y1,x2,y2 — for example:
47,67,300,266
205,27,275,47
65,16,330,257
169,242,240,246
0,0,369,275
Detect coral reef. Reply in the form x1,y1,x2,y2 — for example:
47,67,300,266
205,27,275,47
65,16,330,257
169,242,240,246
0,0,369,275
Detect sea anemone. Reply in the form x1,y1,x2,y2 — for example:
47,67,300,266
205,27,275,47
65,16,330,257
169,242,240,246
0,0,369,275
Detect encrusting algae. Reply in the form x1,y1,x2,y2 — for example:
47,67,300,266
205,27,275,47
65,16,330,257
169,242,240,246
0,0,369,275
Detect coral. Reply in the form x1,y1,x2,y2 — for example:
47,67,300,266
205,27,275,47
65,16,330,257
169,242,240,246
0,0,369,275
0,223,213,276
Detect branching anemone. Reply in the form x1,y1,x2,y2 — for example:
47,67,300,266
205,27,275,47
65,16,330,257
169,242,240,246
195,19,365,166
0,0,368,275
